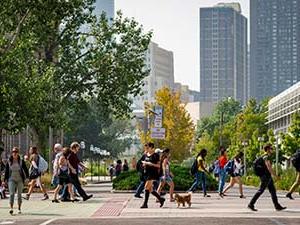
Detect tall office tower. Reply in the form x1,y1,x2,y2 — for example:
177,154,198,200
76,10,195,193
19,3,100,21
200,3,248,104
132,42,174,109
250,0,300,101
94,0,115,20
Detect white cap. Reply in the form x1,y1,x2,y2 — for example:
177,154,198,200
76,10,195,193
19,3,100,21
155,148,163,153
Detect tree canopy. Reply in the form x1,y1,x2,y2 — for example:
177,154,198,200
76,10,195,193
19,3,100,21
139,87,195,161
0,0,152,149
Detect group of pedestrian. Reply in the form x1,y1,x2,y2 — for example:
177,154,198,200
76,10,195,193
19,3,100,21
1,142,93,215
188,144,290,211
134,142,174,208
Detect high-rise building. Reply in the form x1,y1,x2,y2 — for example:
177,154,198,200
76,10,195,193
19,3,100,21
250,0,300,101
132,42,174,109
200,3,248,104
94,0,115,20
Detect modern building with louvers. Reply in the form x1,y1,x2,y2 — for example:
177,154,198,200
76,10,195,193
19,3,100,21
267,81,300,134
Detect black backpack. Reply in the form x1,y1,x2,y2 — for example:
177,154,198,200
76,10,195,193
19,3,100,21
253,157,267,176
224,159,235,175
190,157,198,175
291,150,300,170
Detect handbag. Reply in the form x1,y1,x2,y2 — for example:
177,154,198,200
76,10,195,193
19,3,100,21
29,167,40,180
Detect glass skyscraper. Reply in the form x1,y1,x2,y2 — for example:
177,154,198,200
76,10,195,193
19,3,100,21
250,0,300,101
200,3,248,104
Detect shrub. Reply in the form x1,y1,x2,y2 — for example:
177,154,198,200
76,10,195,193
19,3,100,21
112,164,218,191
242,168,300,193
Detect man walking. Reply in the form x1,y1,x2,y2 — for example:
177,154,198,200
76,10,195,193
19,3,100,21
248,144,286,211
134,144,148,198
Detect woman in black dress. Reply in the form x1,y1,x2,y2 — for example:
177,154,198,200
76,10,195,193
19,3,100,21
140,142,165,208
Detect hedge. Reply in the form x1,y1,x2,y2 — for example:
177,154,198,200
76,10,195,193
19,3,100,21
112,164,218,191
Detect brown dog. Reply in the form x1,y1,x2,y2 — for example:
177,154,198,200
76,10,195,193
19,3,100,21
174,193,192,208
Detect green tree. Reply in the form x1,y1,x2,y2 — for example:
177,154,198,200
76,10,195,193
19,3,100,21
140,87,194,161
282,112,300,156
0,1,152,149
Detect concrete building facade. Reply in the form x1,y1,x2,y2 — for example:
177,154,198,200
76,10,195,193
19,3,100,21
132,42,174,109
200,3,248,104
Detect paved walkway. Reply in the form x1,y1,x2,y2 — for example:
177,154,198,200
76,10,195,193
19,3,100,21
0,182,299,223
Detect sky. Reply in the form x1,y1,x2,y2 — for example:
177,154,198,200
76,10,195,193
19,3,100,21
115,0,249,91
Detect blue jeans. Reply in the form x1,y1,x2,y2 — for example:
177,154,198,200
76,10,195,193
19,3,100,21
188,171,207,195
135,180,145,196
218,168,226,193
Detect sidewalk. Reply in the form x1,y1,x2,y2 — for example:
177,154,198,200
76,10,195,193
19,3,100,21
0,183,299,221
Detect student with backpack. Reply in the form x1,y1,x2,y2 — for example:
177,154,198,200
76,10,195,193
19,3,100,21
4,147,29,215
23,146,49,201
248,144,286,211
157,148,175,202
222,152,245,198
188,149,211,197
218,147,228,197
134,144,148,198
286,149,300,200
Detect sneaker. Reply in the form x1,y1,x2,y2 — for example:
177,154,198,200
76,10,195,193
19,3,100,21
275,205,287,211
134,194,143,198
71,198,80,202
42,194,49,201
52,199,60,203
248,204,257,211
286,193,294,200
240,195,246,199
204,194,211,197
83,194,93,201
9,209,13,215
219,193,224,198
159,198,165,207
140,204,148,208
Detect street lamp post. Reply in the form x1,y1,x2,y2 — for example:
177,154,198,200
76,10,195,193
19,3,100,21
242,141,248,176
258,137,264,151
90,144,94,182
275,136,281,175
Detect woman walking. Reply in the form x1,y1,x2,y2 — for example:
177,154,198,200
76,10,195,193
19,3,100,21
188,149,211,197
218,147,228,197
52,147,77,203
157,148,175,202
222,152,245,198
23,146,49,200
140,142,165,208
4,147,29,215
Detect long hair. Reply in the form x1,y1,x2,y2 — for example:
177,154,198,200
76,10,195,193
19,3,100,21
9,147,21,165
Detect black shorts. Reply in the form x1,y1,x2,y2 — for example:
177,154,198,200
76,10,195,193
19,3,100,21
58,171,70,185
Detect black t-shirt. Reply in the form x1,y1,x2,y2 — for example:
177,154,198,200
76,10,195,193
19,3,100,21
144,152,160,179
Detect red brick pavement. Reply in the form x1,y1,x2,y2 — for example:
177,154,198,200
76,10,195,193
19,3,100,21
91,197,129,217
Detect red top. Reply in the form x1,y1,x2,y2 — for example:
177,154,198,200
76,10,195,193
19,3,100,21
219,155,228,168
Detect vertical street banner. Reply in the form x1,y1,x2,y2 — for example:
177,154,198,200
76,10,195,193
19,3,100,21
151,105,165,139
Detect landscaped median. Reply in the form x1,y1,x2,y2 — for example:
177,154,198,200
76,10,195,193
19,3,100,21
112,165,218,191
243,168,300,193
